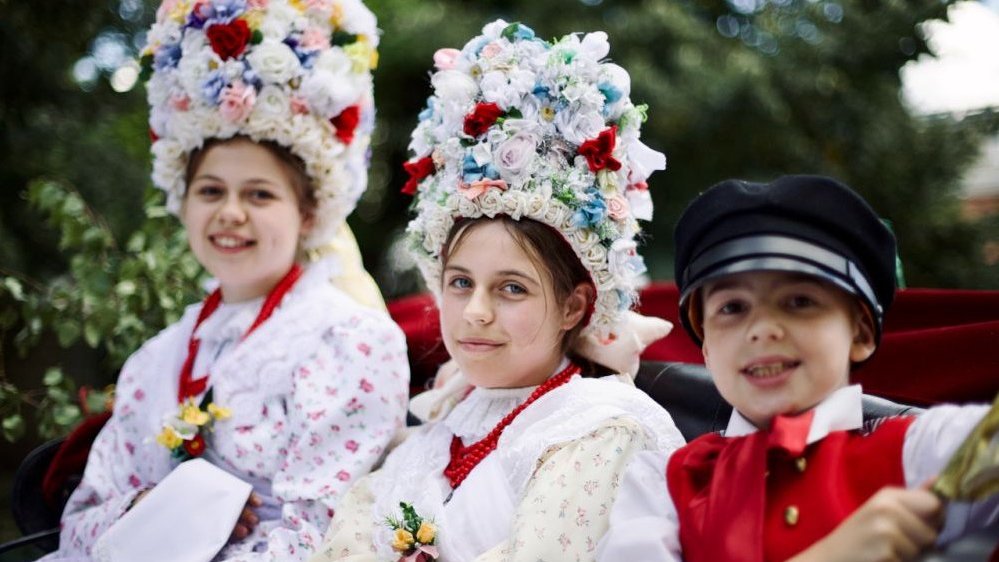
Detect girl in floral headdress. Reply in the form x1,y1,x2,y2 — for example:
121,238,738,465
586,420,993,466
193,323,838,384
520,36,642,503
41,1,410,561
309,20,684,562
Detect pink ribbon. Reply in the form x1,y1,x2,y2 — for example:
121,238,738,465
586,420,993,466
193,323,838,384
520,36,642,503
401,544,439,562
457,179,507,200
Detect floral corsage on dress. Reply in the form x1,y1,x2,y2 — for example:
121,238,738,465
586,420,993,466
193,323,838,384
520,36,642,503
386,502,438,562
156,395,231,461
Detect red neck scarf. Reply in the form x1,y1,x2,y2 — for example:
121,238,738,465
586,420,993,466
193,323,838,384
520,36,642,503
443,362,581,489
176,264,304,402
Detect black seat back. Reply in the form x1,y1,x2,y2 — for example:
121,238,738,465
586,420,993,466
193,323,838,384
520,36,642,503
634,361,924,442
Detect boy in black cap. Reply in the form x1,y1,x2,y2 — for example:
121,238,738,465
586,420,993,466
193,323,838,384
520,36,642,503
598,175,997,561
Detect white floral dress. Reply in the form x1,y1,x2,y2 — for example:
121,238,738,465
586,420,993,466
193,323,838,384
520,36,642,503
42,263,411,562
310,366,684,562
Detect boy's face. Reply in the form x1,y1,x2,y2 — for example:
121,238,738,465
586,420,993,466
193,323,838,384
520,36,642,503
700,270,876,429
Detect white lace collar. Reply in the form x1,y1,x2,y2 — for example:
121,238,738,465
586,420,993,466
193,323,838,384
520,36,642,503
442,358,570,443
193,297,264,344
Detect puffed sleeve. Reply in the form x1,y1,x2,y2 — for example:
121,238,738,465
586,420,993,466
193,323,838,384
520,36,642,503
45,345,172,558
307,476,380,562
902,403,998,544
223,312,410,562
595,449,682,561
474,418,662,562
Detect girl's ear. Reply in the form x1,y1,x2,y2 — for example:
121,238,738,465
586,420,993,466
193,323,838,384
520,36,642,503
561,283,594,331
849,310,877,363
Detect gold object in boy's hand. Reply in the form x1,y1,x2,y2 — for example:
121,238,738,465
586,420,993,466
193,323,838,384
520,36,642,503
933,393,999,501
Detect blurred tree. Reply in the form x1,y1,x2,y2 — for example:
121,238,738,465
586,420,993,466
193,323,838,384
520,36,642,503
2,0,998,443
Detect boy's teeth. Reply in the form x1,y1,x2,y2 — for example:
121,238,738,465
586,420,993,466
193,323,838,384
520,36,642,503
745,362,794,377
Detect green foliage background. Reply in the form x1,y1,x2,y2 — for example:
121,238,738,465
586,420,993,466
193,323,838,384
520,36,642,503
2,0,998,449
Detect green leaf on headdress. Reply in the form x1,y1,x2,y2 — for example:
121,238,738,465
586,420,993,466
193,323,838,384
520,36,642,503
139,53,154,82
555,187,578,208
331,31,358,47
250,29,264,45
501,23,521,41
506,107,523,119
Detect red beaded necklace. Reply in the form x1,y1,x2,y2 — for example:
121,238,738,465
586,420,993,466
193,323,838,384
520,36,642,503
443,362,581,489
176,264,304,402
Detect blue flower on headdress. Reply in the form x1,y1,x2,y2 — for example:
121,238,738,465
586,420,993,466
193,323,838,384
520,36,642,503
202,71,227,104
573,188,608,228
462,154,500,183
598,82,622,105
153,43,182,72
285,37,319,69
418,99,437,122
187,0,246,28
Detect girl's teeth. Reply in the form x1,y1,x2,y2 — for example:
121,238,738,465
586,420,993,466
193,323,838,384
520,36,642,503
215,237,245,248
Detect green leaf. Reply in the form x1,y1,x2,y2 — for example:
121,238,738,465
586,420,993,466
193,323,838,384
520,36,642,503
43,368,63,386
83,322,101,348
2,415,25,442
2,277,25,301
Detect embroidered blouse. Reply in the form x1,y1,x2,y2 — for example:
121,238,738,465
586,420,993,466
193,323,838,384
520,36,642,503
310,366,684,562
43,263,411,562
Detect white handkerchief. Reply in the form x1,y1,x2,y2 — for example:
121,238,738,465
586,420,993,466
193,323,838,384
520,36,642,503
93,459,252,562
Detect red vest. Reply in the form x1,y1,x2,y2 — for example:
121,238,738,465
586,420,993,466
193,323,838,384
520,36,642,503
667,417,916,562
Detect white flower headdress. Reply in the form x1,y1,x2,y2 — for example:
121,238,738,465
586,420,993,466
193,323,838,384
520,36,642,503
403,20,667,338
143,0,379,251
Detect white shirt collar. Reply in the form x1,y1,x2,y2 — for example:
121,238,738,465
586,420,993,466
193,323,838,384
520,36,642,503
724,384,864,444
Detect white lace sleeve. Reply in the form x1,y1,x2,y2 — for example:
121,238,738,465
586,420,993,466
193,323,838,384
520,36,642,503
596,448,681,561
307,476,380,562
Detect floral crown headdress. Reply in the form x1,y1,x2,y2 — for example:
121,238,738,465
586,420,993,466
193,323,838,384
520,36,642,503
403,20,666,338
143,0,379,251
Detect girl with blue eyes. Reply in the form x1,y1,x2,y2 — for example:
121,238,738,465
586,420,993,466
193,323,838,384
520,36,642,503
310,20,683,562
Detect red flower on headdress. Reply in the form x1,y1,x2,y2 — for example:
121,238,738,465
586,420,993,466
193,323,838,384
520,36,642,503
183,433,206,457
149,128,160,143
401,156,435,195
463,102,503,138
578,125,622,173
206,19,251,60
331,105,361,145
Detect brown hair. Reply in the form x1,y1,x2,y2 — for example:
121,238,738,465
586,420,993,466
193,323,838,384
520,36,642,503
441,215,595,353
183,136,318,220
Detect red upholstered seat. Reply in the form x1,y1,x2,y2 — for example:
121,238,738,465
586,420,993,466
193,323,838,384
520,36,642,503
387,284,999,405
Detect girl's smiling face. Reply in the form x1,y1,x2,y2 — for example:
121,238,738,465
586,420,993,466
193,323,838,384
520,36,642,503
181,138,313,302
700,270,876,428
440,220,589,388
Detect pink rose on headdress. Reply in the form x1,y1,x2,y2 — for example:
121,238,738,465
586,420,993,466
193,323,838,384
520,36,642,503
290,95,310,115
247,0,269,8
481,41,503,58
206,19,252,61
300,27,331,50
458,178,508,200
605,194,630,220
169,93,190,111
433,48,460,70
578,125,622,173
495,132,537,180
219,81,256,122
463,102,504,138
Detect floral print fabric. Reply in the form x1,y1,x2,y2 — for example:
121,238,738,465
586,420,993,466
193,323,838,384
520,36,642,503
42,269,410,562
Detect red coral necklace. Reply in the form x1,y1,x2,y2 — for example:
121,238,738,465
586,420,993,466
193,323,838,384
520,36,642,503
443,362,581,489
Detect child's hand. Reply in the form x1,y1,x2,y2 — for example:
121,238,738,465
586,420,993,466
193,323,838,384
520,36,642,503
792,486,943,562
230,492,263,542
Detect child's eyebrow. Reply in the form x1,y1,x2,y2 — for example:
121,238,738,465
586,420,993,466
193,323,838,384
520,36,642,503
443,265,539,284
703,278,743,296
